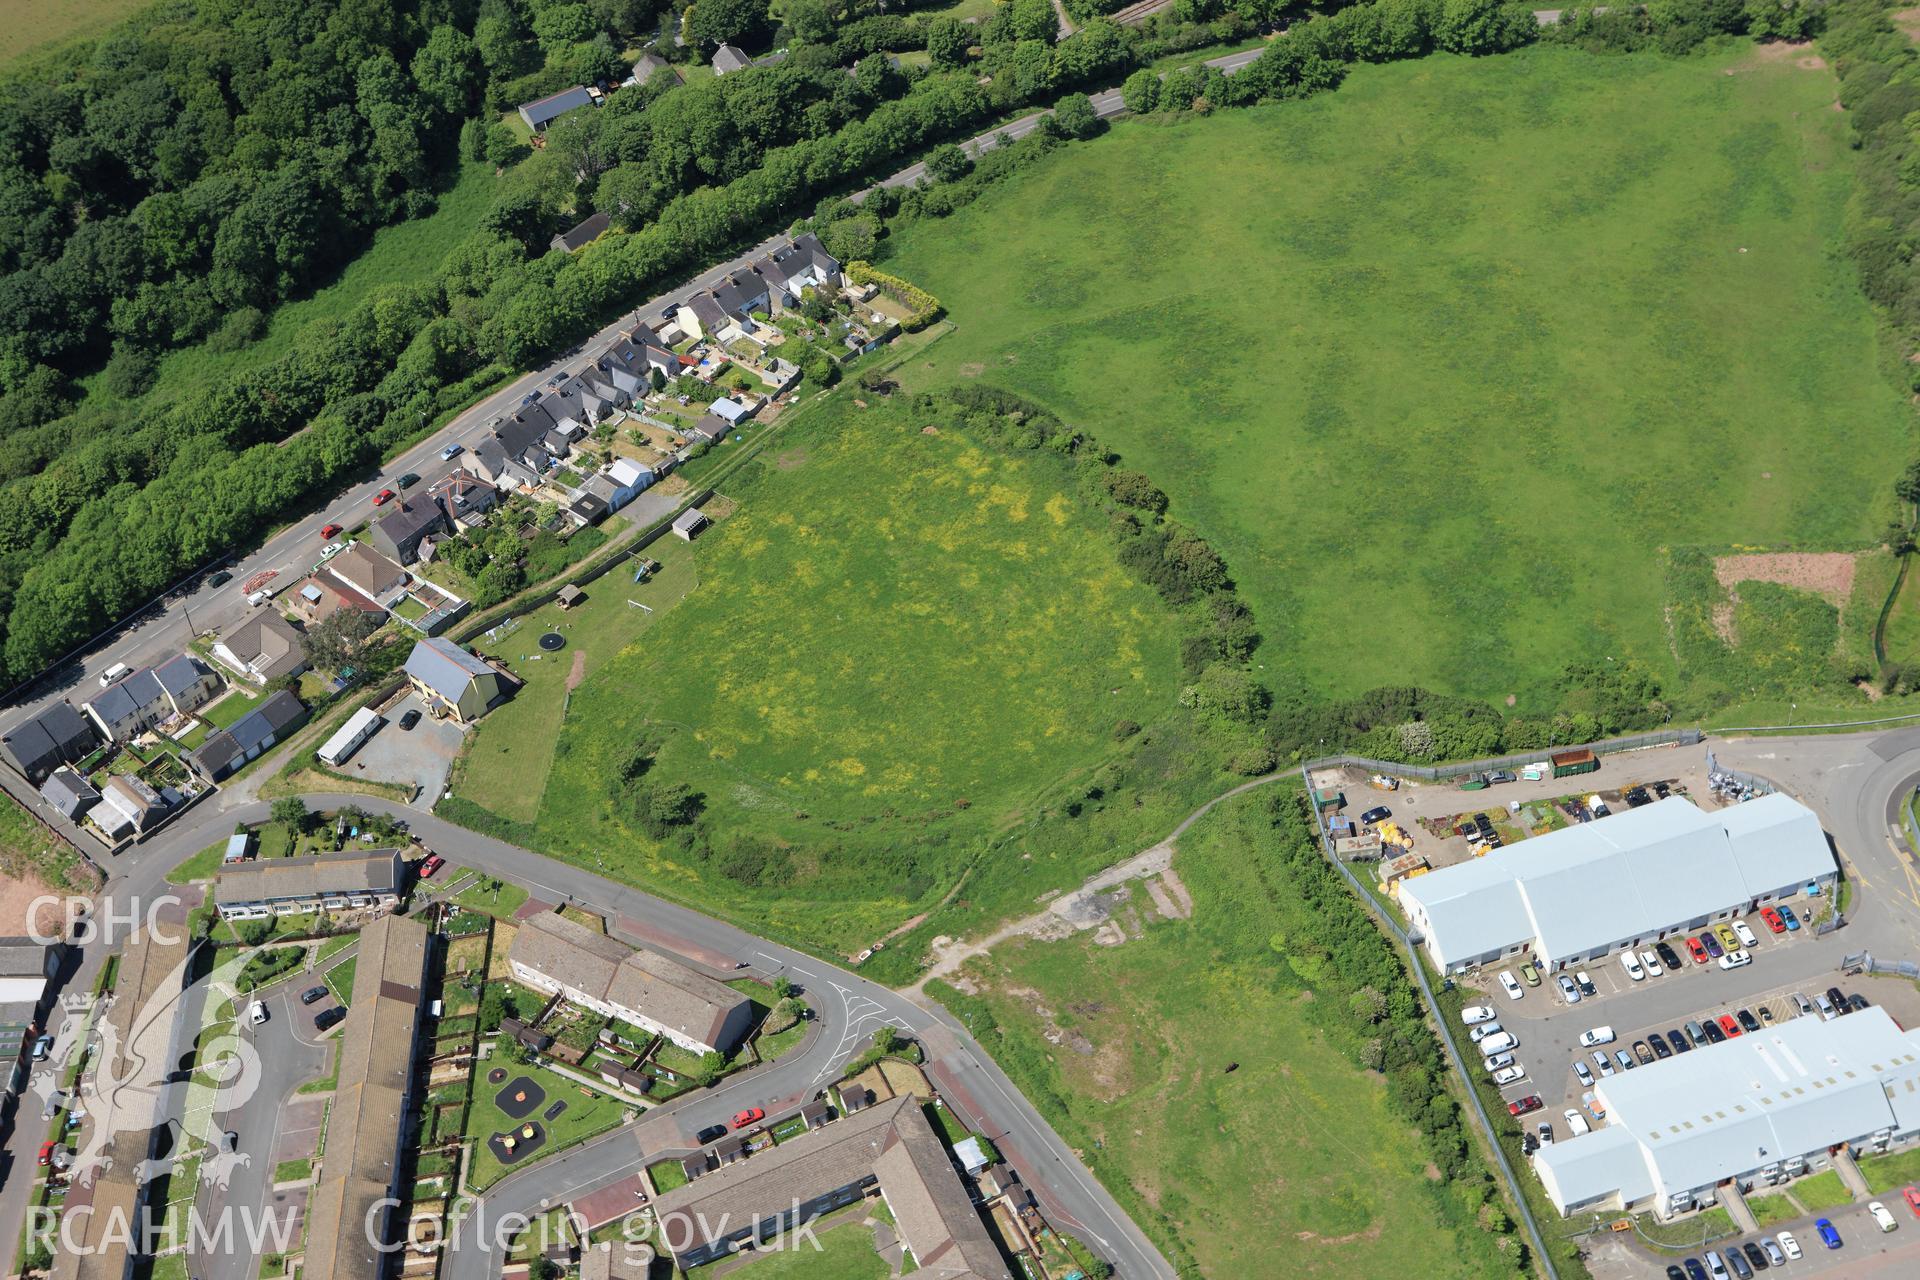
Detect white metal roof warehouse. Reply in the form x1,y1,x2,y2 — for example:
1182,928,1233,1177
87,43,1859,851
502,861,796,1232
1534,1007,1920,1219
1396,794,1835,972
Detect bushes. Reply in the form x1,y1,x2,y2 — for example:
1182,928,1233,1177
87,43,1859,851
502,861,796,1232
846,262,945,331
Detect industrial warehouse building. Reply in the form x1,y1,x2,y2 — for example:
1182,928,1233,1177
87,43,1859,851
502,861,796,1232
1396,794,1836,973
1533,1007,1920,1220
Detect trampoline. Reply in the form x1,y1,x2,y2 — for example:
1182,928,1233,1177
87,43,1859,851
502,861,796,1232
537,632,566,652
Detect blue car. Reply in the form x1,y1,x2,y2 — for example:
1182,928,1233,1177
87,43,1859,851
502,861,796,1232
1683,1259,1708,1280
1779,903,1800,931
1815,1217,1841,1249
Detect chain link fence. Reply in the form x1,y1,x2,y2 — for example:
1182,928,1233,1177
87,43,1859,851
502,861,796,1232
1304,727,1703,782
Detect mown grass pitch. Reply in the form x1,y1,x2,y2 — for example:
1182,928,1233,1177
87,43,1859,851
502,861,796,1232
886,44,1913,712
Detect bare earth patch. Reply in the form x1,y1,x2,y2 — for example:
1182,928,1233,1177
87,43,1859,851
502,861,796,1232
0,867,66,938
1726,41,1827,72
1713,551,1856,607
1895,8,1920,43
774,447,810,470
565,649,587,692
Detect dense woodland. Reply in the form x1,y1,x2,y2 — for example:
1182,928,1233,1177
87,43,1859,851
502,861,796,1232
0,0,1836,695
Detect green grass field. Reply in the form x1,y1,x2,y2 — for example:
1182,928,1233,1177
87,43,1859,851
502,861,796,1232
722,1220,891,1280
464,1061,627,1190
489,391,1188,951
934,787,1520,1279
886,45,1915,711
0,0,150,66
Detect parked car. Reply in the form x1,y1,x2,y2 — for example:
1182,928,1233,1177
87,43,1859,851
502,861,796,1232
248,1002,268,1026
1537,1121,1553,1145
1775,1230,1801,1260
1702,1019,1727,1044
372,488,395,506
1639,948,1663,976
1613,1049,1634,1072
696,1124,727,1144
1826,986,1848,1014
732,1108,765,1130
1558,974,1581,1003
1564,1109,1591,1136
397,472,421,489
1668,1027,1692,1054
1469,1021,1504,1043
1869,1201,1897,1232
1849,992,1871,1013
1489,770,1516,783
1816,992,1839,1020
1508,1094,1544,1117
1718,950,1753,970
1683,1259,1707,1280
1759,1239,1784,1268
1573,1060,1595,1088
1656,941,1683,971
1633,1040,1656,1066
30,1034,52,1061
1792,992,1813,1016
1521,1132,1538,1155
300,986,327,1005
399,708,421,730
419,855,445,879
1665,1267,1685,1280
1733,920,1760,949
1726,1244,1753,1278
1686,935,1710,964
1778,904,1800,931
1700,931,1725,959
1592,1051,1614,1078
1519,961,1541,987
1620,950,1646,981
37,1141,55,1167
1742,1241,1770,1272
1736,1008,1760,1033
208,569,232,587
1903,1184,1920,1217
1647,1032,1671,1059
1717,1014,1743,1038
1703,1250,1728,1279
1814,1218,1841,1249
1360,806,1391,824
440,443,464,461
320,522,343,539
1460,1005,1497,1026
1714,923,1741,952
222,1131,239,1153
1478,1031,1516,1055
1491,1065,1527,1086
316,1006,345,1030
1760,907,1786,934
1579,1026,1615,1047
1499,971,1524,1000
1574,970,1596,996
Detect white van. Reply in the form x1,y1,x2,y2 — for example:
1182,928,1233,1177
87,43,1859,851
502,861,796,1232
1477,1031,1517,1055
1578,1026,1615,1047
247,1002,268,1027
98,663,130,687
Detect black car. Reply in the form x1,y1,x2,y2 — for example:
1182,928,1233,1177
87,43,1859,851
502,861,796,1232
315,1006,347,1030
399,708,421,730
1703,1020,1727,1044
1656,941,1683,971
1648,1031,1672,1059
1653,780,1671,798
696,1124,728,1145
1742,1241,1770,1271
1827,986,1848,1014
1578,974,1597,997
398,472,421,489
1625,787,1652,807
1521,1132,1538,1155
1666,1267,1685,1280
1726,1244,1753,1279
1683,1260,1708,1280
1667,1028,1692,1054
1849,992,1870,1013
300,985,327,1005
208,569,233,587
1736,1008,1760,1034
1360,806,1391,824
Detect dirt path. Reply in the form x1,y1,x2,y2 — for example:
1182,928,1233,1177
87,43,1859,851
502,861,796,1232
907,770,1290,996
565,649,587,692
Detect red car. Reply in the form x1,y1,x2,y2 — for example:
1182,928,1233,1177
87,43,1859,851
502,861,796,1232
320,522,343,539
1685,936,1709,964
37,1141,55,1167
372,488,396,506
1508,1095,1543,1117
731,1108,764,1130
1760,906,1786,933
1903,1184,1920,1217
419,855,444,879
1718,1014,1742,1038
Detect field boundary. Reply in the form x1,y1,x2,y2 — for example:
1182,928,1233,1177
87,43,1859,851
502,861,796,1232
1303,727,1704,781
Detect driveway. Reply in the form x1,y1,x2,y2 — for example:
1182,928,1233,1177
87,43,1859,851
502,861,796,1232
341,693,463,807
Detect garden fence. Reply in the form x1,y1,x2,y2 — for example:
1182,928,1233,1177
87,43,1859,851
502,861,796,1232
1303,727,1703,782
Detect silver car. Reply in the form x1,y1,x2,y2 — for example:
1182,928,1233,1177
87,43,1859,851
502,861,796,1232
1557,974,1581,1003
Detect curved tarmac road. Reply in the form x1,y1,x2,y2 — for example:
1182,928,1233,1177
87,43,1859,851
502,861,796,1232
14,792,1173,1280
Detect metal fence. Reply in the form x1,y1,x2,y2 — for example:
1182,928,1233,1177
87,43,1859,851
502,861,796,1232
1303,727,1703,782
1846,952,1920,980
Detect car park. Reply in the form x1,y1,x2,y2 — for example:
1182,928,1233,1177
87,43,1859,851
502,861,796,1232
1736,1008,1760,1034
1816,992,1838,1020
300,986,327,1005
1491,1065,1526,1086
1700,931,1724,959
1714,923,1741,952
1718,949,1752,970
1775,1231,1801,1260
1575,970,1596,996
1579,1026,1615,1047
1668,1027,1692,1054
1479,1031,1516,1054
1656,941,1682,971
1633,1040,1656,1066
1557,974,1581,1002
1592,1051,1614,1077
1814,1218,1840,1249
1360,805,1392,824
1647,1031,1671,1059
1869,1201,1897,1232
1483,1052,1515,1072
1760,907,1785,934
1461,1005,1496,1025
1778,904,1800,931
1499,971,1524,1000
1640,948,1663,976
1519,961,1541,987
1732,920,1760,949
1685,935,1710,964
1509,1094,1543,1117
1620,951,1646,981
1470,1022,1504,1043
1573,1061,1595,1087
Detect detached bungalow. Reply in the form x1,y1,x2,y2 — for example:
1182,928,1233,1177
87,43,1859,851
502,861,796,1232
551,211,611,254
212,611,309,685
712,44,751,75
287,574,388,628
688,413,732,445
630,53,680,87
0,702,100,785
518,85,596,133
324,542,409,605
403,638,512,724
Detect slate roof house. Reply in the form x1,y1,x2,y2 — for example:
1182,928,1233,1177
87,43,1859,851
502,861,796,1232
652,1096,1012,1276
552,210,612,254
191,690,308,781
39,766,100,821
630,52,680,86
688,413,732,444
518,85,596,132
403,637,512,723
466,411,560,490
712,44,752,74
600,324,681,393
427,472,499,527
211,610,309,684
508,911,753,1054
215,848,407,920
84,655,217,742
756,233,842,305
94,774,169,840
325,541,409,603
369,499,450,566
0,702,100,784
